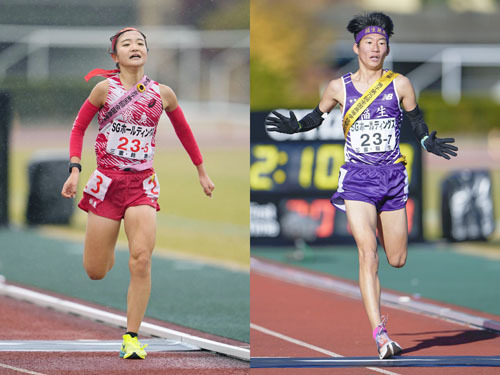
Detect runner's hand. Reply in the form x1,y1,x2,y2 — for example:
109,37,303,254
199,174,215,198
266,111,301,134
196,163,214,198
61,173,79,199
423,131,458,160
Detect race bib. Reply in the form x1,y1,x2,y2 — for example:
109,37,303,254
350,118,396,154
143,174,160,199
84,170,112,201
106,120,155,160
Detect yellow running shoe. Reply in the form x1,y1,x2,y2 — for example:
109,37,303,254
119,334,148,359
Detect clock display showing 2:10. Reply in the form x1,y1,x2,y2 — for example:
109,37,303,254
250,142,415,193
250,142,344,192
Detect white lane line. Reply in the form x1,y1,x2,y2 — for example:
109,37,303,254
251,323,342,357
0,363,48,375
251,323,401,375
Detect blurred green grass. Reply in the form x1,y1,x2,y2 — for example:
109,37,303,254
9,148,249,267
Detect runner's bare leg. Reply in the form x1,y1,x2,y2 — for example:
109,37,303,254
123,205,156,333
83,211,120,280
377,208,408,268
345,200,381,330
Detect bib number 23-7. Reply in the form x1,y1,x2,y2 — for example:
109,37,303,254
350,118,396,154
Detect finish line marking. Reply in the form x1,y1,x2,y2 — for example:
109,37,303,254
0,363,48,375
0,283,249,361
0,339,199,352
251,324,401,375
250,355,500,368
251,257,500,333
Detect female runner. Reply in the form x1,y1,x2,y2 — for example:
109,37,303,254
266,12,457,359
61,27,215,359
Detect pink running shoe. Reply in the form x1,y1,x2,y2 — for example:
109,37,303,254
373,316,402,359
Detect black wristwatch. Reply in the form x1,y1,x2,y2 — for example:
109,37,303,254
69,162,82,174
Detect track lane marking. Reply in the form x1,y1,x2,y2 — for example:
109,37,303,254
251,323,401,375
0,363,48,375
251,323,342,357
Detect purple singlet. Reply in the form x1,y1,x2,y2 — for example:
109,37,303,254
331,71,408,212
342,72,403,166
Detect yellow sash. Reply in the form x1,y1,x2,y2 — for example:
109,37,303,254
342,70,399,138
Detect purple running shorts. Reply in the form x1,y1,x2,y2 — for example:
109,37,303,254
331,162,408,212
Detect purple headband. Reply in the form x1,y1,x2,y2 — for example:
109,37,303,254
355,26,388,44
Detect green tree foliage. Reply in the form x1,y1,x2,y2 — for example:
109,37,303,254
251,0,334,110
419,92,500,134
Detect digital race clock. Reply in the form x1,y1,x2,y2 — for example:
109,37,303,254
250,109,423,246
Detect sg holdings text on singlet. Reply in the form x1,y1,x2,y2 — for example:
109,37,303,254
350,117,396,154
106,120,155,160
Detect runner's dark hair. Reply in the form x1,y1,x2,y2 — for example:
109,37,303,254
347,12,394,43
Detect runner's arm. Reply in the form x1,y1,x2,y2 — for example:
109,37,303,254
266,78,342,134
160,84,214,197
62,81,107,199
69,81,108,160
396,75,458,159
160,84,202,165
318,78,342,114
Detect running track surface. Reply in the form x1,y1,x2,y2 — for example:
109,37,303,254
0,295,248,375
250,263,500,375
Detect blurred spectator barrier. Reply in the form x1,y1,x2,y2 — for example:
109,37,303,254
26,152,74,225
441,170,495,241
0,25,248,105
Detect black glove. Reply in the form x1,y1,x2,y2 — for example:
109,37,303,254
423,131,458,160
265,111,300,134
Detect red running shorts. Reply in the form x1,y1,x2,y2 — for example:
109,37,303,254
78,168,160,221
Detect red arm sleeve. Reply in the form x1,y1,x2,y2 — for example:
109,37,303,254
69,99,99,159
166,106,203,166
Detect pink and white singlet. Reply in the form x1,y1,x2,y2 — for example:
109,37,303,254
95,75,163,171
